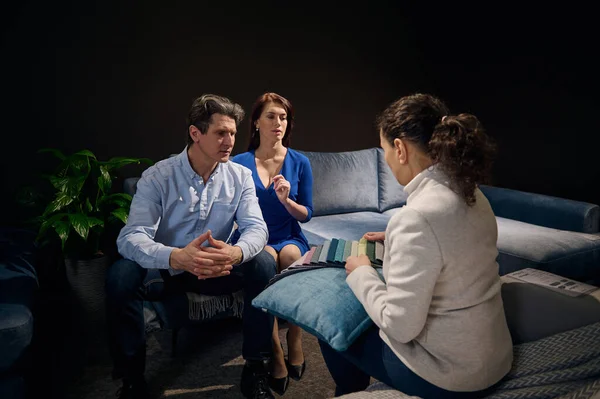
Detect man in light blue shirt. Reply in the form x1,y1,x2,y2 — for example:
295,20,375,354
106,94,277,399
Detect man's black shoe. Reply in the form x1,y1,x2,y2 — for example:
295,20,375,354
240,359,275,399
116,378,150,399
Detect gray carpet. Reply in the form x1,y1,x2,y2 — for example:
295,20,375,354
65,318,340,399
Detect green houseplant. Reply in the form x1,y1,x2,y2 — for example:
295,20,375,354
36,148,153,259
33,148,153,349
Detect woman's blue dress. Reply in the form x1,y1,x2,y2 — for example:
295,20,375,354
232,148,313,255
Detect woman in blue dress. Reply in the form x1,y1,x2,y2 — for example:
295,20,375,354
232,92,313,395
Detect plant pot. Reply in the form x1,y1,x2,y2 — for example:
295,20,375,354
64,255,111,362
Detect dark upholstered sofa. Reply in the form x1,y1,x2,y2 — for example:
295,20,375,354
300,148,600,284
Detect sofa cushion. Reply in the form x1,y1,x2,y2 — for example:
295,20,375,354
376,148,408,212
0,304,33,373
300,149,379,216
301,212,391,246
252,267,381,351
496,217,600,283
480,185,600,234
0,259,38,308
382,207,402,218
0,228,38,313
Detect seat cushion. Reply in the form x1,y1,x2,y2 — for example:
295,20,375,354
496,217,600,283
305,214,600,284
382,207,403,218
300,149,379,216
301,212,391,246
0,304,34,373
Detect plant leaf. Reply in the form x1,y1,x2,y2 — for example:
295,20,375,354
101,193,132,208
37,213,68,241
47,175,86,197
48,176,70,192
59,153,91,177
42,193,74,216
138,157,154,166
98,165,111,194
52,220,70,250
68,213,90,240
100,157,154,170
85,198,93,212
73,149,97,159
87,217,104,229
111,208,129,224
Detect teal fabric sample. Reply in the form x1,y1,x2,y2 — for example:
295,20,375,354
327,238,339,263
334,239,346,263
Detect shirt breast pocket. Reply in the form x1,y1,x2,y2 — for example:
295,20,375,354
211,202,237,219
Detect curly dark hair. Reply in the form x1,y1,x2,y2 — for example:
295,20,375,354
248,92,294,151
376,93,497,206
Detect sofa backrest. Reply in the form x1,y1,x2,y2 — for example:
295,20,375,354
376,148,408,212
300,148,380,216
123,177,140,196
480,184,600,234
123,148,410,217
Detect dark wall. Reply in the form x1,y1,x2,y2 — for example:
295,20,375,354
410,4,599,204
2,2,598,227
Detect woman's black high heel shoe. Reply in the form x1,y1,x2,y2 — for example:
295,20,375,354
285,358,306,381
269,342,289,395
269,373,289,395
286,330,306,381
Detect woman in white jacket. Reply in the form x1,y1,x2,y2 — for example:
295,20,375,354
319,93,513,398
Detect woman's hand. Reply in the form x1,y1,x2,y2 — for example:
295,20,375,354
273,175,291,204
345,255,371,275
363,231,385,242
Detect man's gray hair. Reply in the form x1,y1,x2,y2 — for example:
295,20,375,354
186,94,245,144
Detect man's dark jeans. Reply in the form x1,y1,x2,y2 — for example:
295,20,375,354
106,250,276,381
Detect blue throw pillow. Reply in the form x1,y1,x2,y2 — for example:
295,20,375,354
252,267,383,351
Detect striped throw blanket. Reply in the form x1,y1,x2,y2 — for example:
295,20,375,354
339,322,600,399
487,321,600,399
